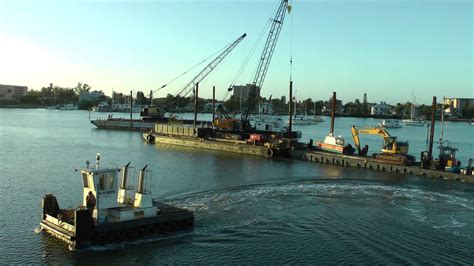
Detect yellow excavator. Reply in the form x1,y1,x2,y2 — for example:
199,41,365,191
351,126,415,165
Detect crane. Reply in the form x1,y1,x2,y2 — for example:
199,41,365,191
351,126,415,165
141,33,246,120
241,0,291,130
176,33,247,99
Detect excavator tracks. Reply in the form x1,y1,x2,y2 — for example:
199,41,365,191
374,153,415,166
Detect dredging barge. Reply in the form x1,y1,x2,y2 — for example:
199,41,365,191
143,120,474,183
144,122,302,158
300,149,473,183
141,93,472,183
39,154,194,249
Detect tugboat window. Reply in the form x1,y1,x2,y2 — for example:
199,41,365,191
82,173,89,188
99,175,105,190
99,173,115,190
107,174,114,190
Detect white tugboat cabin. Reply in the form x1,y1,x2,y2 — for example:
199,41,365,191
39,154,194,249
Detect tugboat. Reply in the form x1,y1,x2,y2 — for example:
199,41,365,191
315,92,355,155
39,154,194,250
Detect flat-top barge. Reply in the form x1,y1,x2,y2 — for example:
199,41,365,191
91,117,211,131
144,123,302,158
300,149,474,183
39,154,193,249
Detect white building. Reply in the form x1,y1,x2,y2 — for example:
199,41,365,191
0,84,28,102
444,97,474,111
79,90,104,103
371,101,392,115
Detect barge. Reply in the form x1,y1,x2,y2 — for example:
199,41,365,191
91,118,155,131
39,154,194,249
299,149,474,183
144,123,302,158
90,117,213,131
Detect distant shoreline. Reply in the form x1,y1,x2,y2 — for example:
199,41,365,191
0,105,46,109
1,105,471,122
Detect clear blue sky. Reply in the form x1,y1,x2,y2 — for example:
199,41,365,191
0,0,472,104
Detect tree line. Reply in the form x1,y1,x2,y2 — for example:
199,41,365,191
16,85,474,119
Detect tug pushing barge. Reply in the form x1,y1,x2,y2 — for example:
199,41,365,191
39,155,194,249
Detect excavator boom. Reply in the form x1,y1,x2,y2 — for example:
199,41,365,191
351,126,414,165
351,126,392,152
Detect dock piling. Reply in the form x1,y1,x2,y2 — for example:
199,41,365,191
330,92,336,134
212,85,215,126
288,80,293,133
194,82,199,129
467,159,472,175
428,96,437,160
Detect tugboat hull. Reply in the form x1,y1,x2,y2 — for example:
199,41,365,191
40,195,194,249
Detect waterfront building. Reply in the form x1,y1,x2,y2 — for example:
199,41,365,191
443,106,458,118
371,101,392,115
79,90,104,103
0,84,28,102
232,84,261,100
444,97,474,111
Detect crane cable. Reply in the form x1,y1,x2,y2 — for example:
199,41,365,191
152,40,231,96
222,4,280,101
222,19,272,101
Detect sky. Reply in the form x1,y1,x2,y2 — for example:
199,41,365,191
0,0,472,104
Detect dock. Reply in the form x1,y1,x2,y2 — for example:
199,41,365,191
298,150,474,183
146,124,474,183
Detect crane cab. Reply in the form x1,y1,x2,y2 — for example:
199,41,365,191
381,137,409,154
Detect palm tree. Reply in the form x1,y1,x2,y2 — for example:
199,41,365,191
74,82,91,95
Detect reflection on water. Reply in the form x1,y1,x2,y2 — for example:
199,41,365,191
0,109,473,264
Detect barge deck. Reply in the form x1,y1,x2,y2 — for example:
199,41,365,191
298,150,474,183
151,133,277,157
91,118,212,131
148,131,473,183
91,118,154,131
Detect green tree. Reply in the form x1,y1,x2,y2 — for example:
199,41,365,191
74,82,91,95
343,98,366,116
301,98,314,115
136,91,147,105
224,96,240,112
20,94,40,104
462,105,474,119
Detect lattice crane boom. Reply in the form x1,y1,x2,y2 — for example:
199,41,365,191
177,33,247,98
243,0,290,123
253,0,289,91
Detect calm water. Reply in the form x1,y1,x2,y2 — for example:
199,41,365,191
0,109,473,264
